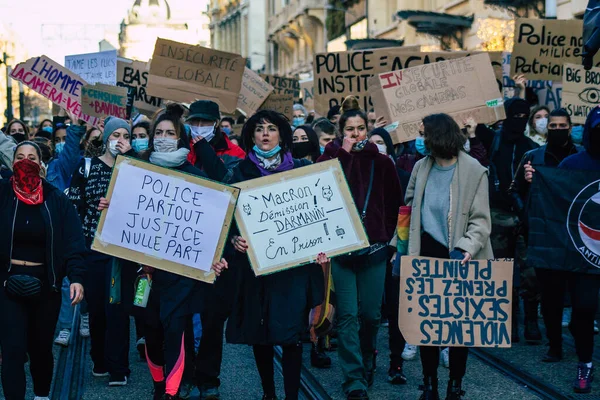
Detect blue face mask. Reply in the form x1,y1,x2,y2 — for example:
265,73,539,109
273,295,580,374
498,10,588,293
415,136,430,156
54,142,65,155
42,126,53,134
221,127,232,136
253,144,281,158
132,138,149,153
571,125,584,145
292,117,305,128
320,145,325,154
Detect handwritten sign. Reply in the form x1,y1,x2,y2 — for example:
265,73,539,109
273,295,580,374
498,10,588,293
562,63,600,124
258,93,294,120
92,156,240,284
313,48,503,115
234,159,369,276
399,256,513,348
117,58,163,118
82,83,128,119
300,79,315,111
237,68,273,117
370,53,506,144
65,50,117,85
146,38,245,114
260,74,300,100
511,19,600,81
10,55,98,125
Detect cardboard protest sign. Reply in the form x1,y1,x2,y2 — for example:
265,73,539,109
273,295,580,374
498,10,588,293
369,53,506,144
65,50,117,85
562,63,600,124
234,159,369,276
260,74,300,100
237,68,273,117
92,156,240,284
146,38,245,114
313,48,503,115
511,18,600,81
258,93,294,120
81,83,128,119
117,58,163,118
400,256,513,348
300,79,315,111
10,55,98,125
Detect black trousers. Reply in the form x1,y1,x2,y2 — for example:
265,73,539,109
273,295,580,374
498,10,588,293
195,303,228,389
418,232,469,380
385,262,406,367
536,268,600,363
85,251,130,376
0,282,61,399
253,344,303,400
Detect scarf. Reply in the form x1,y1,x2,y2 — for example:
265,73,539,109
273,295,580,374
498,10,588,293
149,148,190,168
352,139,369,152
11,159,43,205
248,151,294,176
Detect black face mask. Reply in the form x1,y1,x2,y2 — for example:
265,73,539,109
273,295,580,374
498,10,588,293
502,117,528,140
86,138,105,158
11,133,26,143
547,128,570,147
292,141,313,159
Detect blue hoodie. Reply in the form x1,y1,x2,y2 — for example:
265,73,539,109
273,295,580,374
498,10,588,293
559,107,600,171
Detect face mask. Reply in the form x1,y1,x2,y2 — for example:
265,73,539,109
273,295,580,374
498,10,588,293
11,133,26,143
12,158,42,200
534,118,548,135
547,128,570,146
108,139,119,157
253,144,281,158
571,125,584,144
154,138,179,153
86,138,104,158
320,145,325,154
463,138,471,153
42,126,53,134
415,136,430,156
221,127,232,136
292,117,305,128
352,139,368,152
375,143,387,155
132,138,149,153
190,125,215,142
292,142,313,159
54,142,65,155
503,117,528,139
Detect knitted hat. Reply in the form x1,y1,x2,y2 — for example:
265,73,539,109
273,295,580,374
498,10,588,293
103,117,131,144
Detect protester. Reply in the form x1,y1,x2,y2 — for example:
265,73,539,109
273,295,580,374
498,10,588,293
0,140,85,400
45,114,86,192
526,106,550,146
368,127,395,160
6,119,29,143
318,97,402,400
292,125,321,162
328,105,341,125
68,116,135,387
193,109,324,400
292,104,307,129
406,113,493,400
220,116,235,136
312,118,338,154
132,121,150,154
366,110,387,133
82,127,102,153
229,134,241,148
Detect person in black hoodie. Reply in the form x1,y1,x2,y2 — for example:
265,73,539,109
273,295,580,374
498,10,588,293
0,141,85,400
476,97,538,342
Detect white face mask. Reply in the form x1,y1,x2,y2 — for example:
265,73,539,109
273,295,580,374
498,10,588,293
375,143,387,154
190,125,215,142
154,138,179,153
463,138,471,153
108,139,119,157
534,118,548,135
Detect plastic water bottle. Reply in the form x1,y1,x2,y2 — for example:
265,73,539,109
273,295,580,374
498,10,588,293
133,275,151,308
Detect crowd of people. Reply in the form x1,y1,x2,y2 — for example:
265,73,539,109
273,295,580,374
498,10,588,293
0,71,598,400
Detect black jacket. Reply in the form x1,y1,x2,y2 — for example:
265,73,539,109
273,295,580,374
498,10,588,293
0,179,86,290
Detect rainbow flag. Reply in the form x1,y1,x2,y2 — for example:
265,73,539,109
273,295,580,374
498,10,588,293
393,206,411,276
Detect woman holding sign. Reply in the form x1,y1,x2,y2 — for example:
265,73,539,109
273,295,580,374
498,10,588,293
317,97,402,400
405,113,493,400
0,141,85,400
192,109,325,400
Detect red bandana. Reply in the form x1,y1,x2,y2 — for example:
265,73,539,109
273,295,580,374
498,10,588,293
11,159,44,205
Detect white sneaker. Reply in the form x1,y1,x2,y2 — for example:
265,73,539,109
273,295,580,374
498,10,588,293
401,344,417,361
440,347,450,368
79,313,90,338
562,308,572,328
34,397,50,400
54,329,70,347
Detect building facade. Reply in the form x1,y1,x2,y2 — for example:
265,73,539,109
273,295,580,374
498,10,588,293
119,0,211,61
209,0,267,71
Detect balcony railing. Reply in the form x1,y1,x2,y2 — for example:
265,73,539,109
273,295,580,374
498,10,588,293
268,0,326,36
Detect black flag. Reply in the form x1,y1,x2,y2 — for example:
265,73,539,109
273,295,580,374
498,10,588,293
527,166,600,274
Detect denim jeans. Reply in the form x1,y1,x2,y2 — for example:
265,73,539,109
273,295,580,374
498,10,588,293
57,277,88,330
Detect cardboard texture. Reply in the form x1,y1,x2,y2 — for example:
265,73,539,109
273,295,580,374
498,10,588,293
117,58,163,118
399,256,513,348
562,63,600,124
234,159,369,276
511,18,600,81
237,67,273,116
65,50,117,85
259,74,300,100
81,83,128,119
92,156,240,284
313,48,503,115
258,93,294,120
369,53,506,144
10,55,98,125
300,79,315,111
147,38,245,114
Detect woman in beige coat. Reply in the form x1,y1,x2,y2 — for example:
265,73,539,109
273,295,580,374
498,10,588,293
405,113,493,400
